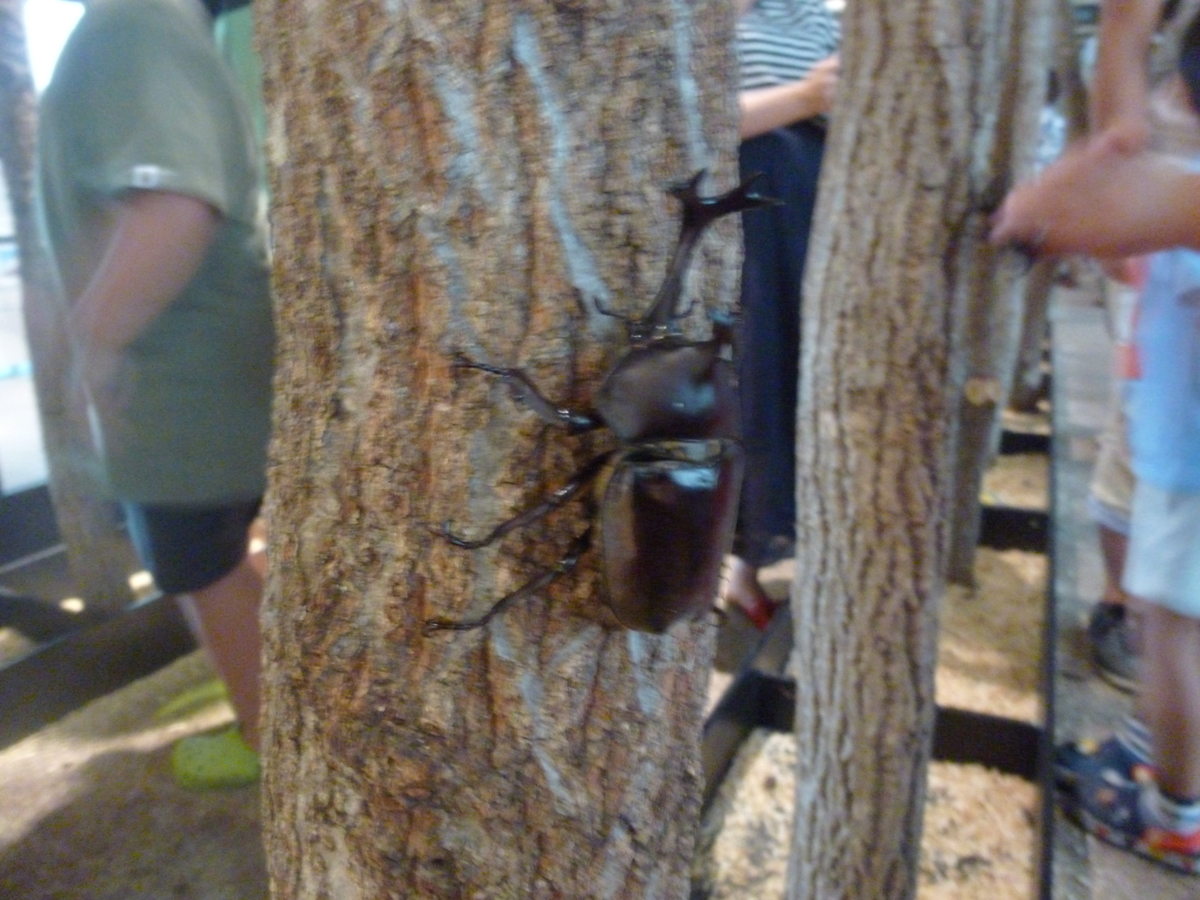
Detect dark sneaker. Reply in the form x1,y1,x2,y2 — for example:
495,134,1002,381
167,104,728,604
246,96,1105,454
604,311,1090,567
1087,602,1138,692
1057,749,1200,875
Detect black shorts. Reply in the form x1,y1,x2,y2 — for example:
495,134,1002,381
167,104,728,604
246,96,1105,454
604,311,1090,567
123,500,261,595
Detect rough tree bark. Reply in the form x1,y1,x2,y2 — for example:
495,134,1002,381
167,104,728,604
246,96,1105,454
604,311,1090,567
0,0,133,612
1007,257,1056,414
257,2,740,898
786,3,1051,897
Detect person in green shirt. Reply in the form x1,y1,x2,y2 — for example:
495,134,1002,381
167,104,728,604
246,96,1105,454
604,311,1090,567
36,0,273,786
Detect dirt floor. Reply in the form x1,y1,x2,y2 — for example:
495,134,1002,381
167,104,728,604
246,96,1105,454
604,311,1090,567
0,651,266,900
702,545,1047,900
699,450,1051,900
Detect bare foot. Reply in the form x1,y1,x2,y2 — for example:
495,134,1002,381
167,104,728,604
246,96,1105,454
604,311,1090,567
722,557,778,630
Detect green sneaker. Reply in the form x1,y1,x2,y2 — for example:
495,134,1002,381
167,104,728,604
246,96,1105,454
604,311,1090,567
154,678,229,722
171,726,260,790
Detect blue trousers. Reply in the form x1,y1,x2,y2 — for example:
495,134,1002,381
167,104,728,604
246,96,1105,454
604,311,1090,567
733,121,825,566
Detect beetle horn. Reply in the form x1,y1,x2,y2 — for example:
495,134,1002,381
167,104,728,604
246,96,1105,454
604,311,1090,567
636,171,779,336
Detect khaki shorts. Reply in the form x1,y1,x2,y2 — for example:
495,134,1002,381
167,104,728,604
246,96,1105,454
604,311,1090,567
1124,482,1200,617
1088,401,1134,534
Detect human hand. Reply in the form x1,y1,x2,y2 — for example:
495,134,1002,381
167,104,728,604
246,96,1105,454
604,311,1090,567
989,135,1191,258
69,343,133,457
804,54,839,117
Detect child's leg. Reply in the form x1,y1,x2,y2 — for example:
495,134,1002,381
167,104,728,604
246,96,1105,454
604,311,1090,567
1099,524,1131,605
124,500,264,751
1136,599,1200,797
178,554,264,750
1126,482,1200,798
1086,398,1139,687
1057,482,1200,871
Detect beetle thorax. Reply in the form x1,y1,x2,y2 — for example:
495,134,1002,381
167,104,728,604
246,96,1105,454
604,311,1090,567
594,341,737,443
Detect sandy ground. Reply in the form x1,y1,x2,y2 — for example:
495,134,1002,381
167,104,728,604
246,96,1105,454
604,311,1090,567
0,652,266,900
703,546,1047,900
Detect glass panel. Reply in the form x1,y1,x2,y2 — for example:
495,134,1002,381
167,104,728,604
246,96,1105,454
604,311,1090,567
0,179,47,496
25,0,84,92
0,1,85,496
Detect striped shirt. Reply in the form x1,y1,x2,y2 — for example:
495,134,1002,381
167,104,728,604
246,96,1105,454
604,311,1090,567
736,0,841,92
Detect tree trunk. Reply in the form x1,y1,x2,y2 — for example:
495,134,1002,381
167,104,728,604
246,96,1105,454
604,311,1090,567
0,0,134,612
1057,0,1088,141
257,2,740,897
1011,1,1085,417
786,2,1051,897
944,0,1055,587
1008,257,1055,413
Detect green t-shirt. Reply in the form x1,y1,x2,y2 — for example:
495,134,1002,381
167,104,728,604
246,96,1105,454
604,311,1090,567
213,5,265,148
37,0,274,505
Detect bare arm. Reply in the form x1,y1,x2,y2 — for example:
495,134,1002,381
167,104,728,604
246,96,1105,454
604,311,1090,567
72,189,219,355
739,54,839,139
1091,0,1162,147
990,0,1185,258
990,135,1200,256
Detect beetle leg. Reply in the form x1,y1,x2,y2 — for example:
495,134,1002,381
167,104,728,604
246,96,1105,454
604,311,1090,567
424,521,594,635
593,297,629,323
709,310,736,350
435,451,612,548
454,356,602,433
674,296,698,321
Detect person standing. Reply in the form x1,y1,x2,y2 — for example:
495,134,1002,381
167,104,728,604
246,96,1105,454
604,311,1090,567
723,0,840,628
36,0,273,787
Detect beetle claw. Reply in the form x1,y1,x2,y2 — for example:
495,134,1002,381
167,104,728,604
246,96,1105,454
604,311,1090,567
429,519,469,546
437,521,488,549
594,297,629,322
666,168,707,203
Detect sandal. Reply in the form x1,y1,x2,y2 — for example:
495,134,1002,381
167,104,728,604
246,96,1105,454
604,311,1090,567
1055,735,1153,792
1057,739,1200,874
721,558,780,630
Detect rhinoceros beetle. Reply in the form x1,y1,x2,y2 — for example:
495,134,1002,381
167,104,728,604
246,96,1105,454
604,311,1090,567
425,171,775,635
